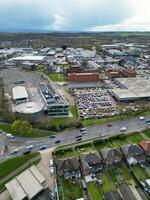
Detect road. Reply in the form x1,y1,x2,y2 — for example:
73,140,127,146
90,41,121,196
0,115,150,161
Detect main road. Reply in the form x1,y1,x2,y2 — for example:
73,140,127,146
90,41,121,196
0,115,150,161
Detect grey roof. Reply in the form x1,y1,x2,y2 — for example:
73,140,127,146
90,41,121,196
118,183,137,200
121,144,143,157
15,102,44,114
101,148,122,161
104,191,122,200
56,156,80,172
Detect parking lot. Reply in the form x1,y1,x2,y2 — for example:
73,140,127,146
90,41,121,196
74,88,117,119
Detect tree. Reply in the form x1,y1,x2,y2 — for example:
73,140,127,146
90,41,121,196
61,45,67,50
11,120,32,136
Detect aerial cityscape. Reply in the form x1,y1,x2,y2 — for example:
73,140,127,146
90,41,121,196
0,0,150,200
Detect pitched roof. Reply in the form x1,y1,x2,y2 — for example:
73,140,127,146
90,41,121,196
121,144,143,157
139,140,150,153
56,156,80,171
104,191,122,200
101,148,122,160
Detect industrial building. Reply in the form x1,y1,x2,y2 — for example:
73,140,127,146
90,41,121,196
12,86,29,103
12,55,46,64
5,165,47,200
39,83,69,116
68,73,99,82
110,77,150,101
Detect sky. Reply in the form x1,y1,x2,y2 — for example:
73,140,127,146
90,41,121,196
0,0,150,32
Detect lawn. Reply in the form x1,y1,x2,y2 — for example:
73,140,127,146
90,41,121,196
76,143,95,157
132,165,148,181
107,168,119,186
0,152,40,179
55,148,75,159
87,181,103,200
126,133,144,143
61,179,83,200
0,123,53,137
99,171,113,193
48,73,67,82
144,129,150,138
117,163,132,182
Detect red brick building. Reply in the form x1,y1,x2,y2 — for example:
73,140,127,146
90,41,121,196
121,68,136,77
68,73,99,82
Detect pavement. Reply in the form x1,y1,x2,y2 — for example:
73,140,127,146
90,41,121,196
0,115,150,161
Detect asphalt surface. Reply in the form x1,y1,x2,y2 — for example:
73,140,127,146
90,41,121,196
0,115,150,161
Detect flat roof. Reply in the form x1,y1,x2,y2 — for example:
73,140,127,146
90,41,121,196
13,56,45,61
5,179,26,200
16,169,43,199
12,86,28,100
29,165,46,184
15,102,44,114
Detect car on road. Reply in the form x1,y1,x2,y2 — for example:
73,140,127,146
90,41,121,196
0,130,2,134
10,148,19,154
80,127,86,132
7,134,15,139
139,116,145,120
120,127,127,132
76,133,82,138
39,145,47,150
50,159,54,167
50,135,56,139
76,137,82,141
107,124,112,127
55,140,61,144
26,145,34,150
50,166,54,175
146,120,150,124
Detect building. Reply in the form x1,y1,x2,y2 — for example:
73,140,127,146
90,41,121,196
101,148,122,165
80,152,102,176
139,140,150,156
64,65,81,75
39,83,69,116
12,86,29,103
68,73,99,82
56,157,81,179
22,61,36,70
121,144,146,163
12,55,46,64
121,68,136,77
5,165,46,200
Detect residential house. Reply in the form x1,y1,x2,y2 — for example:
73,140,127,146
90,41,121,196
139,140,150,157
121,144,146,164
80,152,102,176
56,156,81,179
101,148,122,165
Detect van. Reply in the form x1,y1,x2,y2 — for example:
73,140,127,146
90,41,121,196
50,159,53,167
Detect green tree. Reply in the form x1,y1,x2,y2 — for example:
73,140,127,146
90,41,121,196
11,120,32,136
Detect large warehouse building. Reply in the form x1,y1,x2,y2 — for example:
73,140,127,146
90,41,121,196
12,86,29,103
110,77,150,101
5,165,46,200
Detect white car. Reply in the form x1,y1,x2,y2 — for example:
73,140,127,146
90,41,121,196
50,159,54,167
50,167,54,175
7,134,15,139
26,145,34,150
120,127,127,132
139,116,145,120
10,148,18,154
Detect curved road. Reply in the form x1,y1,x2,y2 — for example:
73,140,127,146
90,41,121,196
0,115,150,161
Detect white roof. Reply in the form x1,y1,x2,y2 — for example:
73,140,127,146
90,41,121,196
29,165,46,184
15,102,44,114
16,169,43,199
13,56,45,61
146,179,150,186
5,179,26,200
12,86,28,100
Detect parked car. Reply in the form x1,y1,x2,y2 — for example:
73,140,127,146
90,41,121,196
120,127,127,132
50,135,56,139
7,134,15,139
10,148,18,154
50,166,54,175
26,145,34,150
55,140,61,144
50,159,54,167
39,145,47,150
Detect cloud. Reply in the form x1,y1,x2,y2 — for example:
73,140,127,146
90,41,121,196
0,0,149,31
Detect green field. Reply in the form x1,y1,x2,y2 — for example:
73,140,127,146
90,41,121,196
87,181,103,200
0,123,53,137
0,152,40,179
48,73,67,82
60,179,83,200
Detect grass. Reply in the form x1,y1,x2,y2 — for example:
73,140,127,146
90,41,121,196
0,123,54,137
61,179,83,200
0,152,39,179
87,181,103,200
55,148,75,159
126,133,144,143
99,171,113,193
132,165,148,181
143,129,150,138
117,163,132,182
76,143,95,157
48,73,67,82
107,168,119,185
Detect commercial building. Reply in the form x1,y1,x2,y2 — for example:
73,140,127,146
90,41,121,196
110,77,150,101
12,86,29,103
5,165,46,200
39,83,69,116
68,73,99,82
12,55,46,64
121,68,136,78
64,65,81,75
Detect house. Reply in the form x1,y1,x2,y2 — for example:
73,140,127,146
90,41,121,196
121,144,146,163
139,140,150,156
56,156,81,179
101,148,122,165
80,152,102,176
